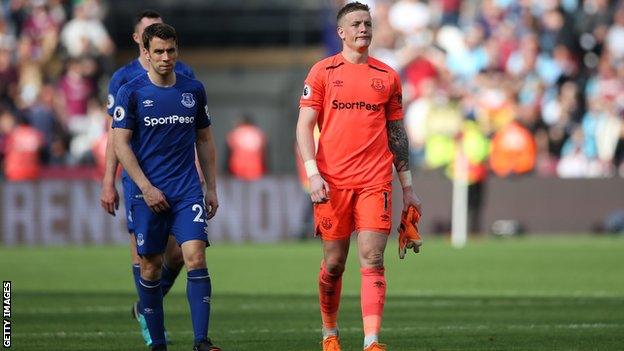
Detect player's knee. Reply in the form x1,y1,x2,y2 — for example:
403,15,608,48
361,250,384,268
165,246,184,269
324,259,346,276
140,263,162,280
140,255,163,280
183,252,206,270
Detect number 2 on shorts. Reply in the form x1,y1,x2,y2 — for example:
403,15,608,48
192,204,205,223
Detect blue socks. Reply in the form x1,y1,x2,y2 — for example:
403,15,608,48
187,268,212,343
137,278,166,346
134,261,181,301
132,264,141,296
161,262,182,297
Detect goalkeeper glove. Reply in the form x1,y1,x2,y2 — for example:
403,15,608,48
398,205,422,259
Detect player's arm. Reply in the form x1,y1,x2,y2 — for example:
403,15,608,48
100,75,122,216
100,121,119,216
296,106,329,203
196,127,218,219
113,128,170,213
387,119,422,213
387,119,424,258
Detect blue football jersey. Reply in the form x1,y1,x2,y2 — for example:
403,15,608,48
112,73,211,201
107,59,195,116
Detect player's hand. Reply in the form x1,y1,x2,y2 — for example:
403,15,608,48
100,183,119,216
402,185,422,214
143,186,170,213
398,204,422,259
309,174,330,203
204,189,218,219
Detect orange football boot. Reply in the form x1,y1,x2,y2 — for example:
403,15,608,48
363,342,387,351
321,335,341,351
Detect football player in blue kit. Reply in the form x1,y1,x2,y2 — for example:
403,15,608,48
112,23,220,351
99,10,195,345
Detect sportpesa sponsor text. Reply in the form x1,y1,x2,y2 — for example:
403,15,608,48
331,100,382,111
144,115,196,126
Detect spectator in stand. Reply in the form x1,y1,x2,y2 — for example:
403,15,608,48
0,44,18,110
489,119,536,177
0,108,44,181
60,1,113,58
69,97,106,165
435,0,462,27
57,57,95,158
606,7,624,61
225,114,267,181
22,0,60,63
23,83,64,163
557,126,602,178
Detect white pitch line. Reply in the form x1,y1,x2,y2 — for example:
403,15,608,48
15,323,624,338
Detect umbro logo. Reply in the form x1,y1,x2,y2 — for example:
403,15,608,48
332,80,344,87
142,99,154,107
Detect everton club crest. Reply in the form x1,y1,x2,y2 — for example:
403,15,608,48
181,93,195,108
321,217,333,230
371,78,385,92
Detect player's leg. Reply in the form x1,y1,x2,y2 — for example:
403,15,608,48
124,188,157,345
133,199,170,349
320,239,349,342
314,187,355,350
172,196,220,351
124,186,142,297
354,183,392,350
161,235,184,296
356,231,388,350
138,253,166,348
129,233,141,292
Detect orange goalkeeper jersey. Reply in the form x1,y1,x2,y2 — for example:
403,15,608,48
299,53,403,189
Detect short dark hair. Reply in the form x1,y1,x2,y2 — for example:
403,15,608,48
134,9,162,27
142,23,177,50
337,1,370,24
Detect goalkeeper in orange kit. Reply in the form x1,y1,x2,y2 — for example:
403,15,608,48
296,3,423,350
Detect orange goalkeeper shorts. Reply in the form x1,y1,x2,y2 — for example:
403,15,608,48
314,182,392,240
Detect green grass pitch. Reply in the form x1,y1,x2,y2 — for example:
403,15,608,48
1,236,623,350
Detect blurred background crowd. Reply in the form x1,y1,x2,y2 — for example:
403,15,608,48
354,0,624,182
0,0,111,180
0,0,623,182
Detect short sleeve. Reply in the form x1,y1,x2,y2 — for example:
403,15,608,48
299,62,325,110
112,85,136,130
195,83,211,129
107,69,125,116
386,70,403,121
182,63,196,79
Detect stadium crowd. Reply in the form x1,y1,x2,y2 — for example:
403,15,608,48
355,0,624,179
1,0,623,181
0,0,111,180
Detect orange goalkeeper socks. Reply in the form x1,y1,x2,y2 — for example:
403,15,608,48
319,262,343,331
361,267,386,341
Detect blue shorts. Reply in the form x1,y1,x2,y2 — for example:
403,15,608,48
131,195,209,256
122,176,135,233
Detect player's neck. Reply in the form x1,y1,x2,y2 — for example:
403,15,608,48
147,70,176,88
138,55,151,71
341,48,369,64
